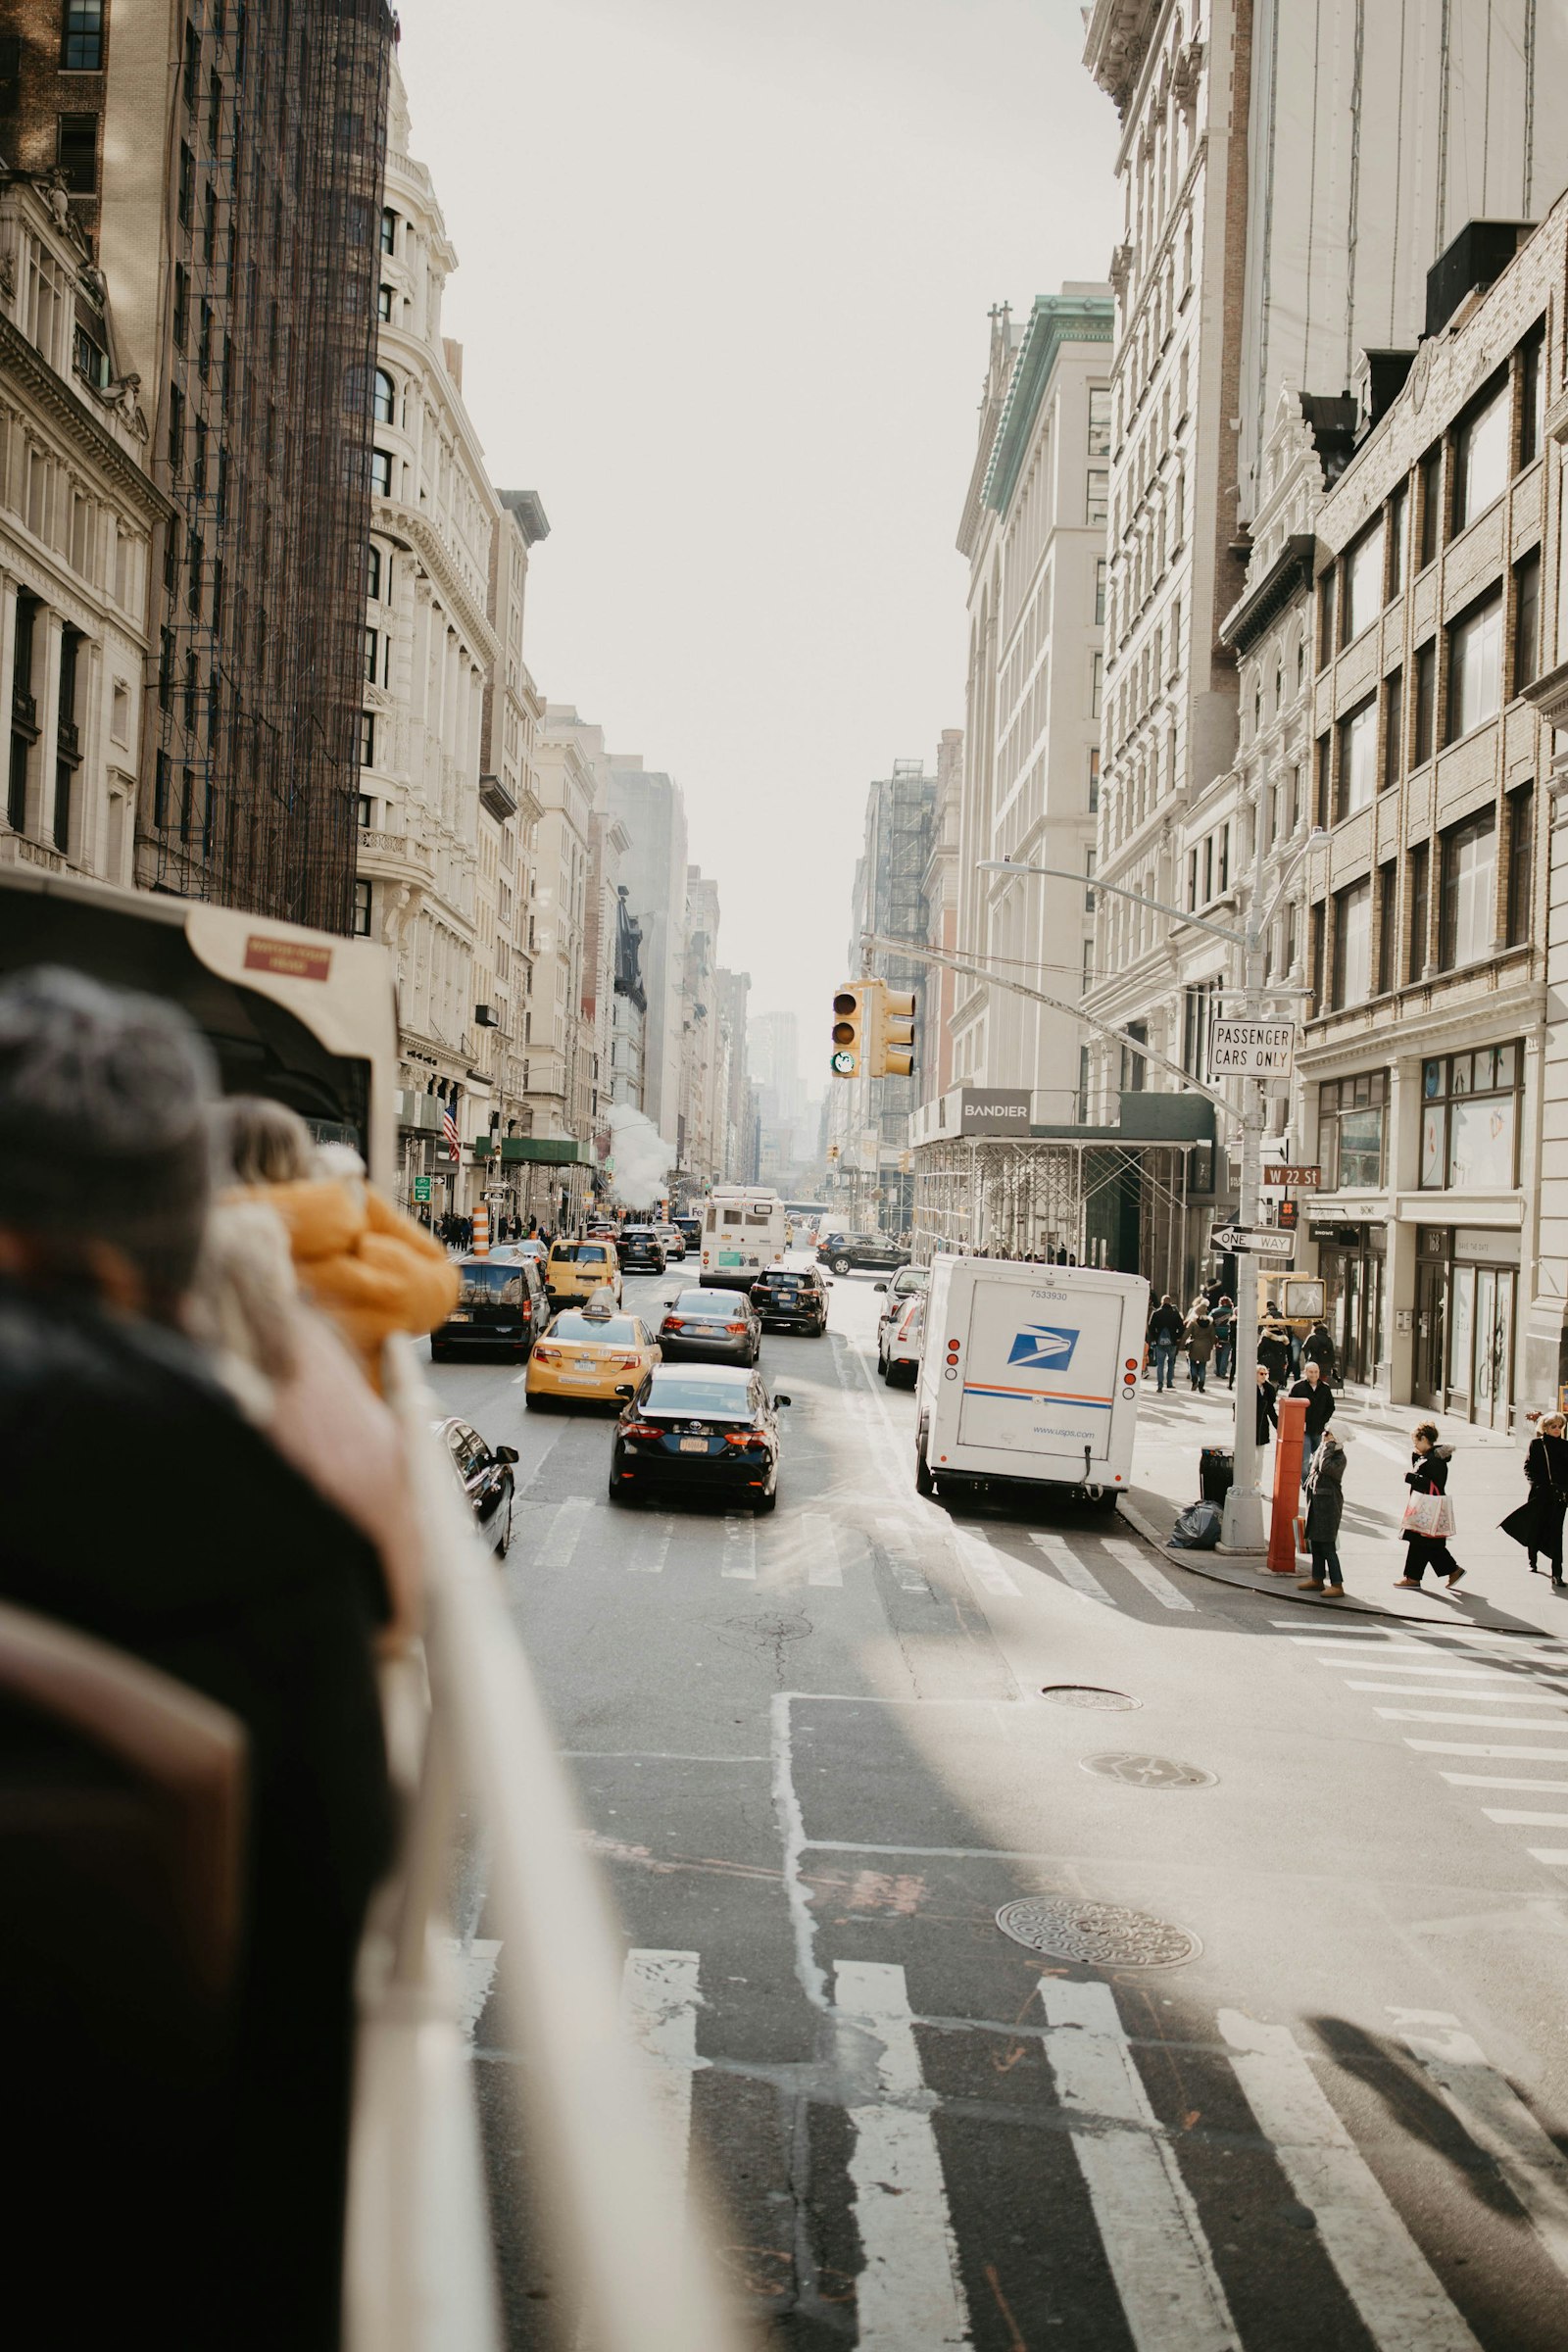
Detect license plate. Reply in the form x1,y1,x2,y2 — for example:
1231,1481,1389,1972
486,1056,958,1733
573,1357,598,1369
449,1311,471,1323
679,1437,709,1453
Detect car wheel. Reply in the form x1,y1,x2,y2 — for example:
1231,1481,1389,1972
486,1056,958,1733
755,1488,777,1514
430,1343,448,1362
493,1496,514,1557
915,1422,935,1496
832,1256,852,1275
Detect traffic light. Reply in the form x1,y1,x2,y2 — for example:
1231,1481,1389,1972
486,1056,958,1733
871,987,916,1078
831,981,867,1076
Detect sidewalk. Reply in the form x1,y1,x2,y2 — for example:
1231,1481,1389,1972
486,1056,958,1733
1120,1372,1568,1635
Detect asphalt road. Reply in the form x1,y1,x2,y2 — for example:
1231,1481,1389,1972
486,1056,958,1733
430,1255,1568,2351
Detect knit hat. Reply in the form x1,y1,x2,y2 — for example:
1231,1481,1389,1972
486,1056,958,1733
0,964,217,1301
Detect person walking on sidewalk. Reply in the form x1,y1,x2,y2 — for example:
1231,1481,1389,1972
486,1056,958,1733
1256,1363,1278,1447
1258,1317,1293,1388
1501,1411,1568,1588
1212,1294,1236,1386
1289,1361,1336,1486
1300,1320,1338,1387
1396,1424,1463,1590
1298,1427,1348,1594
1183,1305,1217,1391
1147,1295,1184,1392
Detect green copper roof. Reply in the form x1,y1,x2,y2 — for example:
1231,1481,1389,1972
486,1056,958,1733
983,293,1114,517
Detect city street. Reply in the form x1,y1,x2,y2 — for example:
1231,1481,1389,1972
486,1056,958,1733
431,1261,1568,2350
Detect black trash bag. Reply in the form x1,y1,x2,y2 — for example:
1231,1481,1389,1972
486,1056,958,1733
1170,1499,1221,1549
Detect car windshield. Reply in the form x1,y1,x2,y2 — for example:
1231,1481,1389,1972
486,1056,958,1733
550,1312,639,1345
643,1373,753,1416
622,1230,658,1242
672,1291,747,1315
896,1268,927,1292
553,1245,613,1264
760,1273,805,1287
456,1265,529,1303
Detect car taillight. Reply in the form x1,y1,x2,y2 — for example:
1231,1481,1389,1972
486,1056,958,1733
725,1321,748,1334
724,1431,767,1448
618,1355,642,1369
624,1422,663,1441
663,1316,684,1332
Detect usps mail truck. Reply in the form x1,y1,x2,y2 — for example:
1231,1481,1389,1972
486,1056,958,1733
914,1254,1150,1506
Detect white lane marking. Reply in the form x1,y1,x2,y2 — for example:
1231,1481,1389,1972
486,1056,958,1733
1409,1740,1568,1760
1377,1709,1568,1730
1284,1628,1568,1654
1527,1848,1568,1865
1038,1979,1237,2351
627,1516,674,1574
537,1494,594,1569
623,1947,707,2166
771,1693,827,2013
954,1528,1021,1597
1102,1536,1198,1609
1322,1659,1549,1680
444,1936,502,2042
875,1515,932,1593
1030,1533,1119,1607
833,1959,970,2349
722,1515,757,1580
1391,2009,1568,2282
800,1510,843,1587
1350,1685,1568,1704
1482,1809,1568,1825
1441,1773,1568,1791
1218,2010,1481,2351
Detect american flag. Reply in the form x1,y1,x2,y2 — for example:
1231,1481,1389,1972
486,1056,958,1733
441,1106,461,1162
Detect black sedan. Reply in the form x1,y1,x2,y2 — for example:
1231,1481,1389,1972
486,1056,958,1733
815,1229,910,1276
433,1415,518,1555
608,1365,791,1511
656,1287,761,1365
750,1265,830,1334
430,1255,546,1362
616,1225,667,1274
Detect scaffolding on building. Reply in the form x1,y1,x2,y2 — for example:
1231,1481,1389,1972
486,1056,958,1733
911,1135,1201,1300
139,0,393,933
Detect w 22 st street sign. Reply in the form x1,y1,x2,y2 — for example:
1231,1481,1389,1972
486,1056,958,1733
1210,1020,1297,1076
1210,1223,1296,1257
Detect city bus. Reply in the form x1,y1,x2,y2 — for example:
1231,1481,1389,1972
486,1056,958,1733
698,1183,790,1286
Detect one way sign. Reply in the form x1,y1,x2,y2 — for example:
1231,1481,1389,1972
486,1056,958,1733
1210,1224,1296,1257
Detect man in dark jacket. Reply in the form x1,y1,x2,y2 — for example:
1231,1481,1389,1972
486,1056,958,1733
1289,1361,1336,1483
0,969,391,2351
1298,1429,1348,1593
1147,1294,1185,1390
1256,1364,1279,1446
1300,1321,1338,1382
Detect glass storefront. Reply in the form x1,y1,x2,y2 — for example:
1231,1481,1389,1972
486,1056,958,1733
1413,1224,1518,1428
1310,1223,1385,1387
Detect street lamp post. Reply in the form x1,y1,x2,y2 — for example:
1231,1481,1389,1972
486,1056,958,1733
977,826,1324,1549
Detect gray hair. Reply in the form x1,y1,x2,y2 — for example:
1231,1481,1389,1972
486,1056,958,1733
213,1094,314,1186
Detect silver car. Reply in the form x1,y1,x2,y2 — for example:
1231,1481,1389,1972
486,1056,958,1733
874,1263,928,1377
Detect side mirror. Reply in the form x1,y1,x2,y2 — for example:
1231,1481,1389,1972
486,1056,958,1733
774,1394,792,1408
873,1281,887,1293
493,1445,519,1464
613,1383,635,1400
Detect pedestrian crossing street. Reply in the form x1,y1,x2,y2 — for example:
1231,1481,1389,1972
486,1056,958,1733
1277,1621,1568,1876
470,1937,1568,2348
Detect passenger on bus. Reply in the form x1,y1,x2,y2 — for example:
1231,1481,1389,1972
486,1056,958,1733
216,1094,458,1390
0,968,392,2351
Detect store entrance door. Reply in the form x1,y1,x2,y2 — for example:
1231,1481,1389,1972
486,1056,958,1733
1414,1257,1446,1410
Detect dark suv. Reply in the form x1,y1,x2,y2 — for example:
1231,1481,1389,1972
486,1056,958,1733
430,1253,548,1361
750,1265,830,1334
616,1225,667,1273
815,1230,910,1276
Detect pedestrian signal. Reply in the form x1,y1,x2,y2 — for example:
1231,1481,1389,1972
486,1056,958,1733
871,987,917,1078
1277,1198,1299,1232
831,982,866,1076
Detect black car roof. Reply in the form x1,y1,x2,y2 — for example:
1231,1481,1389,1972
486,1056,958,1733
647,1362,750,1388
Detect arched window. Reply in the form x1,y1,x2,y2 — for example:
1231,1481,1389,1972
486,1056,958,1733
372,368,395,424
366,542,381,601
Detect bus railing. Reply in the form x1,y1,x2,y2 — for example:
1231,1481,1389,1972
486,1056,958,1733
345,1339,743,2352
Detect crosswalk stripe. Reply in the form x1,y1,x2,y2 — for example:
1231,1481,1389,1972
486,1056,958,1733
1527,1848,1568,1865
1440,1772,1568,1790
1391,2010,1568,2281
834,1959,969,2349
445,1936,502,2042
954,1529,1021,1597
627,1516,674,1574
722,1516,757,1580
875,1516,931,1593
800,1511,843,1587
622,1949,706,2182
1320,1659,1546,1680
1102,1536,1198,1609
1378,1708,1568,1730
1409,1740,1568,1760
1351,1685,1568,1704
1481,1808,1568,1825
1030,1533,1118,1607
537,1494,594,1569
1218,2010,1481,2350
1038,1980,1237,2350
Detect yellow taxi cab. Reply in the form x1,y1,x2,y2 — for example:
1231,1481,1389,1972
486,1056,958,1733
525,1300,660,1407
544,1237,623,1308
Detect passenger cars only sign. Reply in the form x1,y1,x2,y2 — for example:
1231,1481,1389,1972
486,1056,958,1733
1209,1020,1297,1076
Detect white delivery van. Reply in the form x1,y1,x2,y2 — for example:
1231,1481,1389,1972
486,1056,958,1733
914,1253,1150,1508
699,1186,790,1289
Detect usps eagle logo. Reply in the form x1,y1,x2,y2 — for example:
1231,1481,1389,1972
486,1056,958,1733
1007,1324,1079,1370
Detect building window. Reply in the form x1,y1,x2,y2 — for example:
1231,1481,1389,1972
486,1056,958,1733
1452,378,1509,531
353,879,372,937
1181,979,1216,1084
359,710,375,766
1376,860,1397,995
1513,549,1542,695
1519,324,1545,468
1418,447,1442,567
168,379,184,474
357,792,372,829
1341,518,1384,645
1387,484,1407,593
177,138,193,227
1439,810,1496,970
370,448,392,497
1333,879,1371,1007
153,749,172,828
1447,590,1503,741
1088,386,1111,455
1090,652,1102,716
1094,559,1106,626
379,207,397,254
377,283,393,321
366,542,381,600
1505,781,1534,947
364,626,378,684
1382,669,1402,789
1411,638,1436,765
1407,841,1429,982
60,1,104,71
372,367,395,424
1314,732,1331,827
1337,696,1377,819
1316,571,1334,670
1086,468,1108,526
57,112,98,192
1088,748,1100,811
1318,1070,1387,1190
1420,1044,1521,1190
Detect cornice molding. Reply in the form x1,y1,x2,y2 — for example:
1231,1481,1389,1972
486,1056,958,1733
0,314,171,523
377,494,500,665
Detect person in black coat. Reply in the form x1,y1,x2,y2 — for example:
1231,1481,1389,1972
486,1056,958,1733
1300,1321,1338,1383
1298,1429,1348,1593
1396,1424,1463,1590
1501,1412,1568,1587
1257,1319,1293,1385
1288,1363,1336,1486
1256,1364,1278,1446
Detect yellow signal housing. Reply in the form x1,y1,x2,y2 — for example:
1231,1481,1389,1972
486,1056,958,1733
872,987,917,1078
830,982,867,1077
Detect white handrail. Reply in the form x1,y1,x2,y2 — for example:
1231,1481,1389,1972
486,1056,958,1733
346,1340,743,2352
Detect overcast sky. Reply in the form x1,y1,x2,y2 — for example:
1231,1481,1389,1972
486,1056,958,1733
394,0,1119,1088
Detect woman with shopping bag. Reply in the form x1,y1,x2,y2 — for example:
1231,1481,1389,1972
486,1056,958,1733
1500,1410,1568,1587
1396,1424,1463,1591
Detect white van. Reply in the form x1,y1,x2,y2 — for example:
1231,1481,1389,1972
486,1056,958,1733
914,1253,1150,1507
699,1187,789,1289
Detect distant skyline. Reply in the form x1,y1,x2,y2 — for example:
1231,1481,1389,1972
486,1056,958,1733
393,0,1120,1060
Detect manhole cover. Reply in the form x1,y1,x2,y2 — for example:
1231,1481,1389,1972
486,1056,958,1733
1040,1685,1141,1711
996,1896,1200,1969
1080,1753,1217,1788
